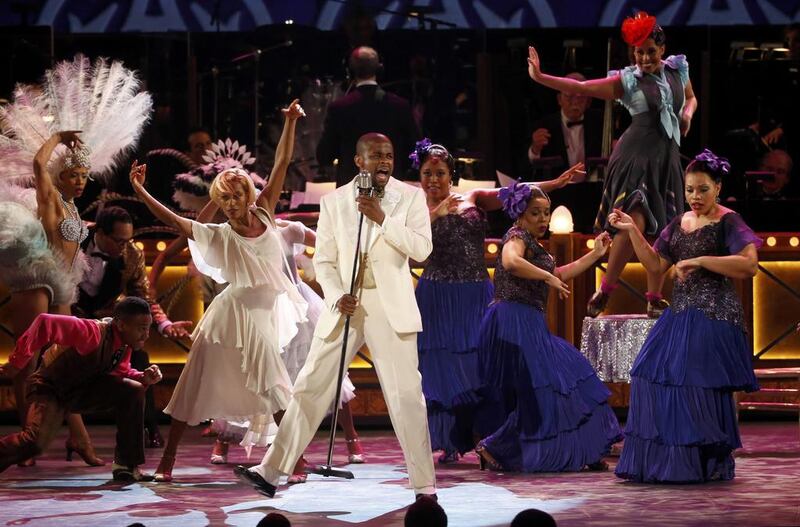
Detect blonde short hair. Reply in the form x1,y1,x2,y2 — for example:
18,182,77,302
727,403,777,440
209,168,257,205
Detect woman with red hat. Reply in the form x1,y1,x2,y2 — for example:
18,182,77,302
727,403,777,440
526,12,697,319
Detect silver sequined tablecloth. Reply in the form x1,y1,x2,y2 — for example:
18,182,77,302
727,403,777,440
579,315,658,382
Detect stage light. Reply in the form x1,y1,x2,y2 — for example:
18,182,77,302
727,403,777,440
156,241,167,251
766,236,777,247
549,205,573,234
487,243,498,254
306,247,315,256
790,237,799,247
136,241,145,250
586,239,595,249
285,19,294,25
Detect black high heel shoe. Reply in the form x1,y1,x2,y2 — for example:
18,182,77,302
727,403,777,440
475,441,502,471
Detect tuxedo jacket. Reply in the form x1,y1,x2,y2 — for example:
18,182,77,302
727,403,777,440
312,177,432,339
531,109,603,173
72,229,168,327
316,85,420,187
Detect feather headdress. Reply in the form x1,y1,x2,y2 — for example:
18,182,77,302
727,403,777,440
172,138,264,212
0,54,152,185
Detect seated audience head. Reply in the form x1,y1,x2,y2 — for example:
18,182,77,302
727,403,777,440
684,149,730,215
510,509,557,527
557,73,590,123
112,297,152,349
209,168,258,221
349,46,381,82
404,495,447,527
187,127,213,165
256,512,291,527
94,206,134,258
758,149,793,196
412,139,457,200
355,133,394,189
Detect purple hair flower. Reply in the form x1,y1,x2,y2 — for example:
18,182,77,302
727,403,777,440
694,148,730,176
499,180,533,220
409,138,433,170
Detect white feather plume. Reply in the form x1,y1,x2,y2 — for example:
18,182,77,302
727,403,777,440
0,54,152,186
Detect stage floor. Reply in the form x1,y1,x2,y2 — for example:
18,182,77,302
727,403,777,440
1,422,798,527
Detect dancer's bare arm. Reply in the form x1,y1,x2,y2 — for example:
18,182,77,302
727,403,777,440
528,46,623,101
130,161,193,239
256,99,304,212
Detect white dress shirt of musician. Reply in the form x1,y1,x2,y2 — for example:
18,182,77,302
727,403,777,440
249,132,437,497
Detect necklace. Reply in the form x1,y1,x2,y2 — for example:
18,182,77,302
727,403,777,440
58,194,89,245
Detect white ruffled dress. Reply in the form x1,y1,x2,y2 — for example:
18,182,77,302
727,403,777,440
164,208,307,426
212,220,355,450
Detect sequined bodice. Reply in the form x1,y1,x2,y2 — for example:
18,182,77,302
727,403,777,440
421,206,489,282
669,222,744,328
493,227,555,311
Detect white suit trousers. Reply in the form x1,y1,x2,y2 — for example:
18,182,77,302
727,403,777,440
252,288,436,494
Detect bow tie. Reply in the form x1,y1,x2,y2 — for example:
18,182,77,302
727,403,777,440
566,120,584,128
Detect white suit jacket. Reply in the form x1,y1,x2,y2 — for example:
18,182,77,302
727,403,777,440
312,176,432,339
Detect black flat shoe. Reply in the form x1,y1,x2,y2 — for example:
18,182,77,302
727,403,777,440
233,465,276,498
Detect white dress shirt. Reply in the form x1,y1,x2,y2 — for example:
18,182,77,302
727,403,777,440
529,111,585,168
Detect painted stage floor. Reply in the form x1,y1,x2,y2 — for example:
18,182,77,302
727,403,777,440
0,422,799,527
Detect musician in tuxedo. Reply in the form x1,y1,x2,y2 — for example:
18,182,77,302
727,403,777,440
236,133,437,501
72,206,192,448
317,46,421,187
529,72,603,181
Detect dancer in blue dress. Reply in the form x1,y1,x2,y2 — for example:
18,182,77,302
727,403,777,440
610,149,760,483
475,181,621,473
413,140,580,463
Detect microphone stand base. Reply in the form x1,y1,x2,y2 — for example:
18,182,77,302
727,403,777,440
306,464,355,479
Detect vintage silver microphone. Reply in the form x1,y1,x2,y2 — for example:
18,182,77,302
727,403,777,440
308,170,373,481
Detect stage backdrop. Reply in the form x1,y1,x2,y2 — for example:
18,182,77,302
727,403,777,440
0,1,797,33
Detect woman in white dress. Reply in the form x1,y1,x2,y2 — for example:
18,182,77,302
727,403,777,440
130,100,307,482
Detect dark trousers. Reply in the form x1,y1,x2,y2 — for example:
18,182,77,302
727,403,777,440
0,375,146,473
130,349,159,432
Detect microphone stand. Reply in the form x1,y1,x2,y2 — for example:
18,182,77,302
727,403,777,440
308,187,372,480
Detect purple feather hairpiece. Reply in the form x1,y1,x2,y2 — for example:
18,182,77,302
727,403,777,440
498,179,533,220
694,148,730,176
409,138,433,170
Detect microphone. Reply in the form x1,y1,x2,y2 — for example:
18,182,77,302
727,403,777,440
356,170,374,197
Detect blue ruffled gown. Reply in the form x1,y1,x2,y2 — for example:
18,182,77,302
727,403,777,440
477,226,622,472
616,212,761,483
416,206,494,456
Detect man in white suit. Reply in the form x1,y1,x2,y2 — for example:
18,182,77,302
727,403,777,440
236,133,437,500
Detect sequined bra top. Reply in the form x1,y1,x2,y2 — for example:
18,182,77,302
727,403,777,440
493,226,555,311
59,197,89,245
421,206,490,282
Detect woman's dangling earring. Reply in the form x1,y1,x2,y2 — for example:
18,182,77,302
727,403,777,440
715,195,721,203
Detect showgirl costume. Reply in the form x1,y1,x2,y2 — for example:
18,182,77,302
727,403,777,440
616,212,761,482
0,54,152,304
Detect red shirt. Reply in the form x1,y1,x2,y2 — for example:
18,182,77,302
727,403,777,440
8,314,144,382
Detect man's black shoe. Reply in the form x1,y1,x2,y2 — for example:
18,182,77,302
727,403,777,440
233,465,276,498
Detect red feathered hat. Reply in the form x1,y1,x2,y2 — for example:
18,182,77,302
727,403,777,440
621,11,657,47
